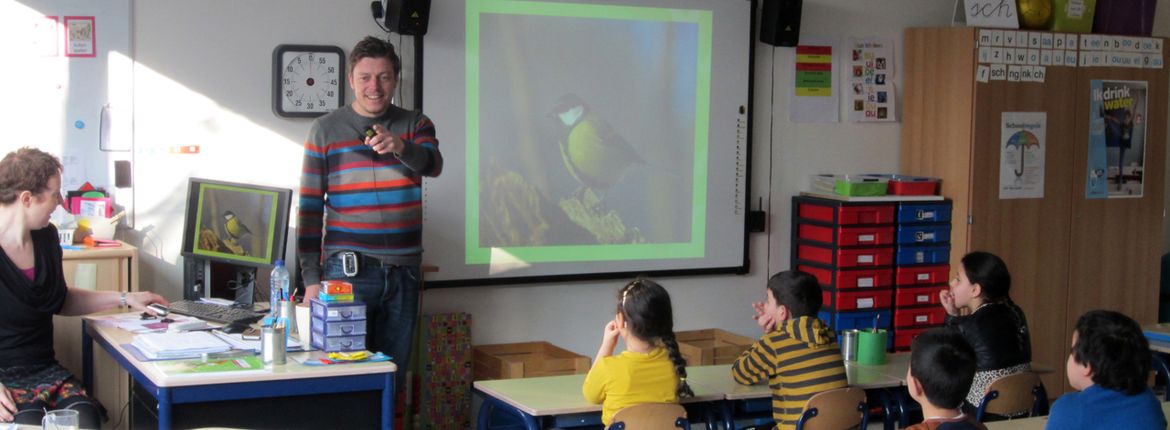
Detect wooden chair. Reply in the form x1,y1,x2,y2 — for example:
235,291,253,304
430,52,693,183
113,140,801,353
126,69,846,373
975,371,1048,422
794,387,868,430
606,403,689,430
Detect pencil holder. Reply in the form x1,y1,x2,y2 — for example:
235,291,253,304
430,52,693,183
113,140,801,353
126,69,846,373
856,329,887,365
262,324,287,366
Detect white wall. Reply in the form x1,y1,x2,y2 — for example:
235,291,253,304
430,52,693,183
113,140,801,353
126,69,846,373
109,0,1166,357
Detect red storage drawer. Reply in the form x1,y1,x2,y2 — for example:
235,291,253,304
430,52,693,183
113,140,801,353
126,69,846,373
798,224,895,246
797,200,895,225
894,326,931,349
799,265,893,290
895,265,949,286
894,306,947,328
823,289,893,311
797,244,894,268
895,286,944,307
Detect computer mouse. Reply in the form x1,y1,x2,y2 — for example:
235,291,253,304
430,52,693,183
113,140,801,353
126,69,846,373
221,322,250,334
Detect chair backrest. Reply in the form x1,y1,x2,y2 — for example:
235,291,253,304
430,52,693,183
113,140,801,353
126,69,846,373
795,387,868,430
977,371,1045,421
607,403,688,430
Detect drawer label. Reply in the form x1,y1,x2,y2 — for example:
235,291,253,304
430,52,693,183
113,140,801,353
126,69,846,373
917,273,930,281
916,315,928,323
857,277,874,288
858,234,875,242
857,298,874,308
857,255,874,264
917,294,930,303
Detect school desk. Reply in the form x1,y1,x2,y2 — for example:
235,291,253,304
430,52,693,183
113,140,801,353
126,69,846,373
1140,324,1170,401
473,371,725,430
82,315,396,430
686,362,905,430
982,401,1170,429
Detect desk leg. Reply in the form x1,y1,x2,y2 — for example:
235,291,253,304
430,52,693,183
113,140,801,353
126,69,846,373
82,320,93,395
476,392,544,430
383,372,394,430
720,401,733,430
157,387,172,430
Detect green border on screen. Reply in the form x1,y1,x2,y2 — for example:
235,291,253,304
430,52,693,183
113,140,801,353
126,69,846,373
465,0,712,265
192,183,279,265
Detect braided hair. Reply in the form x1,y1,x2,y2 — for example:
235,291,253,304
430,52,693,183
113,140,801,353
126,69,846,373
618,278,695,399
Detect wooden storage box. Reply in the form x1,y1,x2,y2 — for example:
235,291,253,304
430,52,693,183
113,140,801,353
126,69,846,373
473,341,590,381
675,329,755,366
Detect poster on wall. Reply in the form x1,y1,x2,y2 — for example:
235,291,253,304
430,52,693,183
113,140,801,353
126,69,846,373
847,37,896,122
999,112,1046,199
1086,80,1147,199
789,37,839,123
64,16,95,57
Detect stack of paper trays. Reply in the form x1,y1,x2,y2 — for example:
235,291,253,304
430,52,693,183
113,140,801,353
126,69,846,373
132,331,230,360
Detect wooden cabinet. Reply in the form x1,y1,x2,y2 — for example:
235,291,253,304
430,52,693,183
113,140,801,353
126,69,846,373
56,243,138,430
901,27,1167,396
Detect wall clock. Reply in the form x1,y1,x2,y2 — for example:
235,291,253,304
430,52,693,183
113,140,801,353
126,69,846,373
272,44,346,118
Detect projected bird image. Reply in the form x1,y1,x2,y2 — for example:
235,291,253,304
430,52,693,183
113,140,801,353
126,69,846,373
553,93,645,196
194,187,274,258
220,211,252,255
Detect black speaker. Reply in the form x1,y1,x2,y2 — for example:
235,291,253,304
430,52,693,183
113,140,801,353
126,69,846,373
760,0,801,47
383,0,431,36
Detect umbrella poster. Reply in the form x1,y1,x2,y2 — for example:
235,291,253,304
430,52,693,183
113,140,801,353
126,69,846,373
1000,112,1046,199
1086,80,1147,199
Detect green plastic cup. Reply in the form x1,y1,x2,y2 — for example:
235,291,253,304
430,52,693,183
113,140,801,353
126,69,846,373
856,329,887,365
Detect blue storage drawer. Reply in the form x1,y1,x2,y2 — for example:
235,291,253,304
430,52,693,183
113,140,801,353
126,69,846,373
896,245,951,265
896,202,952,223
818,309,891,331
896,224,952,244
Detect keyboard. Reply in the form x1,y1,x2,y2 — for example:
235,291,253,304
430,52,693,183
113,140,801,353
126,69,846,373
166,300,263,325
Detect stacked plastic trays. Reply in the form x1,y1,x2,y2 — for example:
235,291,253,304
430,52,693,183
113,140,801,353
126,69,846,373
891,200,953,350
792,196,895,348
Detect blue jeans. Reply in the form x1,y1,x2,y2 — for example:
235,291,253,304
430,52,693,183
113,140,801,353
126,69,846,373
323,255,420,373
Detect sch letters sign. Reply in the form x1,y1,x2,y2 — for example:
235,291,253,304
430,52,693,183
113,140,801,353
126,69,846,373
958,0,1020,29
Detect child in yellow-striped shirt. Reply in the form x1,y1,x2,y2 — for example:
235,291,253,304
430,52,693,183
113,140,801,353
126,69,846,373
731,270,848,430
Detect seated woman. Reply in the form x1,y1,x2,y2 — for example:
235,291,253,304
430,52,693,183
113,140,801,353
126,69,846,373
939,251,1031,418
0,147,168,428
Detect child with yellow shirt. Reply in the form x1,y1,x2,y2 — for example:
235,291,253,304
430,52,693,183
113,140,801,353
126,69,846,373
582,278,694,427
731,270,848,430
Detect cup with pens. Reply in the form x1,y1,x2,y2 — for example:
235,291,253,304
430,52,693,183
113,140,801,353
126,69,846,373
855,314,887,365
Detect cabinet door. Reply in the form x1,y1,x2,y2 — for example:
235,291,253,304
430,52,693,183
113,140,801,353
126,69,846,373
1066,66,1167,346
969,65,1078,395
56,257,133,430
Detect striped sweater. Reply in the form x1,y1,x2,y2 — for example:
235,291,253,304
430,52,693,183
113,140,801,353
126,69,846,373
298,105,442,286
730,316,848,430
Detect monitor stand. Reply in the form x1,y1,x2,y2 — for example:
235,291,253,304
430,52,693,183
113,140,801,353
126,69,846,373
230,266,256,308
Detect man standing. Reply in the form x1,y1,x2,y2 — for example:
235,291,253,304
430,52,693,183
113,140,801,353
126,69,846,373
298,36,442,373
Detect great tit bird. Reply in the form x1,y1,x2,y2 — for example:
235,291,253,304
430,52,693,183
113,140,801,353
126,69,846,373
552,94,644,194
222,211,252,240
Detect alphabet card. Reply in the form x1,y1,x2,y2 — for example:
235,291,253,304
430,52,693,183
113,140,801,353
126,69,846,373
954,0,1020,29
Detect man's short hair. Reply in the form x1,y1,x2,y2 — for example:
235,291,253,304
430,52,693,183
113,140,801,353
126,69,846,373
910,328,977,409
766,270,822,318
349,36,401,77
1073,310,1150,395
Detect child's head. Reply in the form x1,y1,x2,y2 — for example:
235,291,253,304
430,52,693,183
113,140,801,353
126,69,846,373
764,270,822,322
1067,310,1150,394
616,278,694,399
950,251,1012,307
907,328,977,410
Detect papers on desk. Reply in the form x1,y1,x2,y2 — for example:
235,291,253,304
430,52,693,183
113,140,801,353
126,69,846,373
95,313,201,334
131,331,231,360
212,331,304,353
155,355,267,378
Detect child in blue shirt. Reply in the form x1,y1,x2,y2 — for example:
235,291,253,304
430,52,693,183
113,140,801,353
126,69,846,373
1046,310,1166,430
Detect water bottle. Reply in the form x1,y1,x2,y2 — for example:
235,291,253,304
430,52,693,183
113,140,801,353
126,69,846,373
269,260,289,314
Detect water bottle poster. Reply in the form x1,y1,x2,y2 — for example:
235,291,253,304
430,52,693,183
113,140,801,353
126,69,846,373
1087,80,1147,199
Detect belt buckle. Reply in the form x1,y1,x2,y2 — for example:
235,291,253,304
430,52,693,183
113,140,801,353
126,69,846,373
341,251,359,277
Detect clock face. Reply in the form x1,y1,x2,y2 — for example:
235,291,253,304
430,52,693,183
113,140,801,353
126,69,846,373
272,45,346,118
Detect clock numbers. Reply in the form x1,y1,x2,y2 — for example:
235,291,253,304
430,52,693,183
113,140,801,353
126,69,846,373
273,44,345,117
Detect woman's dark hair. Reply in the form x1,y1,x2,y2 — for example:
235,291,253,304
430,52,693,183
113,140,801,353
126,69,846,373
961,251,1012,302
349,36,401,76
767,270,823,317
0,147,62,205
1073,310,1150,395
617,278,694,399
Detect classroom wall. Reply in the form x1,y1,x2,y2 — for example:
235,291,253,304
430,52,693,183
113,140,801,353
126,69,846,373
118,0,1170,358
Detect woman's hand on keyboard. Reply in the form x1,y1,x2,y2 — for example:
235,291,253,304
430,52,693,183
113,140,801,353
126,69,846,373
127,291,170,311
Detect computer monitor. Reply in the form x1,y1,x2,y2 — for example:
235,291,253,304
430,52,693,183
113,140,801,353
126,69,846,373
180,178,292,306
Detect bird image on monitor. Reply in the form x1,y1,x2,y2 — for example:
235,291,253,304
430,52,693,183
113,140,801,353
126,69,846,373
552,94,644,198
220,210,251,256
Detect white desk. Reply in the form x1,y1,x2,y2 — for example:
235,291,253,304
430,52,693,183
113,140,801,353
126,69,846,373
82,314,396,430
983,401,1170,429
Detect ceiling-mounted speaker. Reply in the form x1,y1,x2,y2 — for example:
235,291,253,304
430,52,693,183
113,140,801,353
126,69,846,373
760,0,802,47
381,0,431,36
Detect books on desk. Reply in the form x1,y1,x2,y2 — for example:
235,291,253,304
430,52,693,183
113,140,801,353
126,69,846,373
131,331,231,360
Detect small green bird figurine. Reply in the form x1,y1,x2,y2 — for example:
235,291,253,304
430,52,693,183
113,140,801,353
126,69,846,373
552,94,644,195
